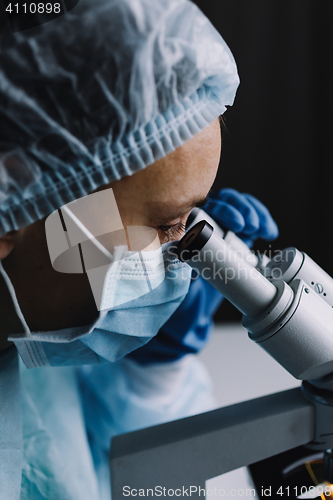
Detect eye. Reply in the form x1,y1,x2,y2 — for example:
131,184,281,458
159,225,173,232
158,222,186,240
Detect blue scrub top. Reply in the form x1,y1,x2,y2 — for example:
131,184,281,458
0,346,215,500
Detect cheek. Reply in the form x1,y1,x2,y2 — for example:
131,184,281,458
156,229,170,245
113,192,147,227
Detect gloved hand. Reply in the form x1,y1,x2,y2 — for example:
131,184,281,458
128,188,279,365
204,188,279,247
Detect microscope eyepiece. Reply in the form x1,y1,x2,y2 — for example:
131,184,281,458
185,207,200,229
177,220,214,262
177,220,277,318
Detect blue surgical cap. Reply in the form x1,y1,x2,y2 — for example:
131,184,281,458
0,0,239,236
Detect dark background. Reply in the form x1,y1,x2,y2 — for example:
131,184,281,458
193,0,333,322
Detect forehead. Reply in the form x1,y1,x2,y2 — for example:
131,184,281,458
108,119,222,219
142,120,221,209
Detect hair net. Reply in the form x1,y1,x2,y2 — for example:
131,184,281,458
0,0,239,236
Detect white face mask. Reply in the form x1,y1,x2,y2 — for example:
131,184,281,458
2,189,192,368
2,244,192,369
88,242,165,310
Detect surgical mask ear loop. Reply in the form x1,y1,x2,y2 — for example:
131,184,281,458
0,261,31,337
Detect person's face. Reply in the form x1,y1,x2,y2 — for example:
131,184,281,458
109,118,222,244
0,119,221,340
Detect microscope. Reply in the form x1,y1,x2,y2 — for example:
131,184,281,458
110,209,333,499
179,209,333,487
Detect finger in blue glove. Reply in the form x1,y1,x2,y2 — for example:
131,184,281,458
205,188,278,240
242,193,279,240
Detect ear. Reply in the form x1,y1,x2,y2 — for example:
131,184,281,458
0,237,15,260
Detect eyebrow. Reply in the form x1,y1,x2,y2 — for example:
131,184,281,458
193,196,209,208
154,196,209,224
173,195,210,216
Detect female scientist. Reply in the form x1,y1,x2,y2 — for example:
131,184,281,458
0,0,278,498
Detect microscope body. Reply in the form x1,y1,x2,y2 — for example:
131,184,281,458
184,209,333,382
245,278,333,381
177,213,333,457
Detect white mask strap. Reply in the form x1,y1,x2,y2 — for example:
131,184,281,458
0,261,31,337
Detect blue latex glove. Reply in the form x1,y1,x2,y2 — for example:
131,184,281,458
128,189,279,364
205,188,279,247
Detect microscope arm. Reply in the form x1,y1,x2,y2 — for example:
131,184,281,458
111,388,314,498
